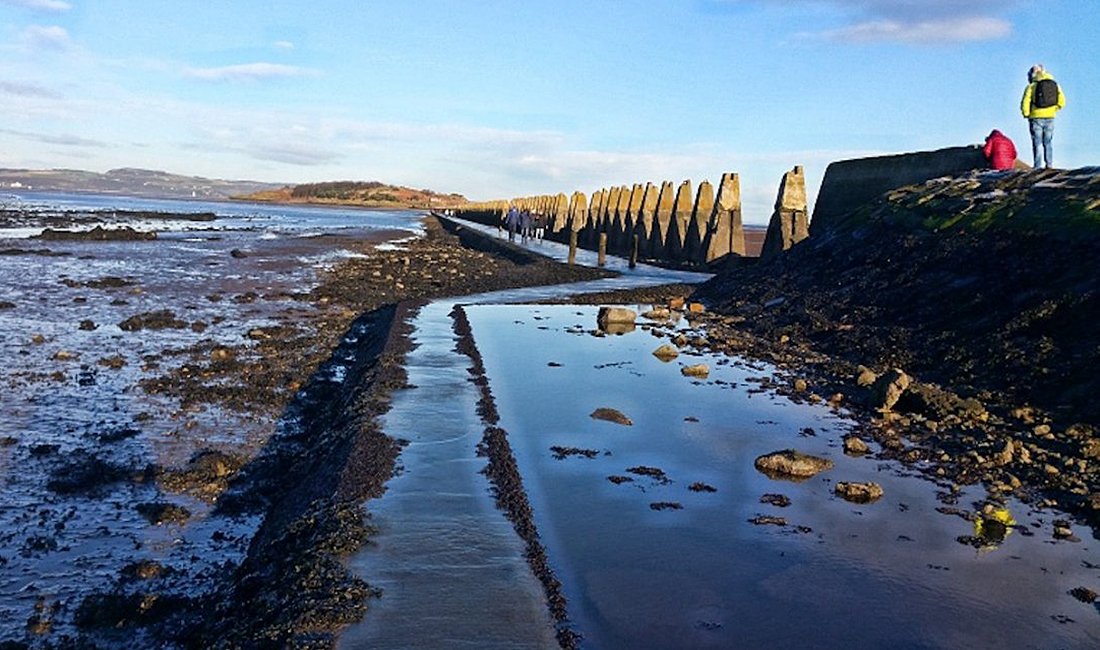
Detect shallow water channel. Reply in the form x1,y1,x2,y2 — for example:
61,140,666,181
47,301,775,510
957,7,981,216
344,287,1099,648
467,305,1099,648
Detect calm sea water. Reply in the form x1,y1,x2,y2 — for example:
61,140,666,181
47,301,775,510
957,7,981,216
0,191,423,239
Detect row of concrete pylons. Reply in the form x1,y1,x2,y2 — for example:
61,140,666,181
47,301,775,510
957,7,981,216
453,166,810,266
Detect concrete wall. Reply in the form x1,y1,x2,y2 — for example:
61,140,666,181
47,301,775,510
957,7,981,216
452,169,771,268
811,145,987,235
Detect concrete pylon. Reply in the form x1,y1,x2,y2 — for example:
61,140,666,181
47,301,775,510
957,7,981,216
685,180,714,264
583,189,605,247
611,185,631,254
650,181,675,259
620,183,644,253
760,165,809,261
552,193,569,233
706,172,746,262
665,180,694,262
637,183,659,258
569,191,588,232
603,186,620,244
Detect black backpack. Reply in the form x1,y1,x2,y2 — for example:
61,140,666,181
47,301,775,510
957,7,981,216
1033,78,1059,109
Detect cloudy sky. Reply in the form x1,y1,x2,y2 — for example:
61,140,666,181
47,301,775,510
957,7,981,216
1,0,1096,222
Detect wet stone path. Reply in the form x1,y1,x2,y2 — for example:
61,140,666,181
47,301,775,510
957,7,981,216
338,227,709,648
338,299,558,648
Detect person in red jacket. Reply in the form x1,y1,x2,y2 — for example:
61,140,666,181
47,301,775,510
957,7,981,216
982,129,1018,170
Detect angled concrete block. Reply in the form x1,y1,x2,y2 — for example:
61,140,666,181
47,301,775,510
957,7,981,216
685,180,714,264
760,166,809,261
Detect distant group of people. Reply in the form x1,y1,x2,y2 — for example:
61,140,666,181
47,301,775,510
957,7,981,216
982,63,1066,171
503,205,545,244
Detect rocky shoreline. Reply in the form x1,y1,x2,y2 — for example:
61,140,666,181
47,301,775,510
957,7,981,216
684,169,1100,534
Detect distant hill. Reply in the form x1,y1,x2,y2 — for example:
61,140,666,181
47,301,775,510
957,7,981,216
0,167,285,200
243,181,468,210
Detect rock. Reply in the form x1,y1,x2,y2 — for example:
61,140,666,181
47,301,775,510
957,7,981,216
652,344,680,360
1065,423,1094,439
1069,587,1098,604
596,306,636,327
760,493,791,507
688,482,717,493
78,319,97,331
748,515,788,526
754,449,834,479
627,466,670,484
869,368,910,411
38,225,157,241
681,363,709,377
649,502,683,511
792,378,808,392
1052,519,1076,540
210,347,235,362
642,307,671,321
590,407,633,426
835,481,884,503
843,437,870,455
230,249,248,258
53,350,78,361
119,310,188,331
668,297,686,310
135,502,192,525
856,365,878,388
687,302,705,313
1081,438,1100,460
896,382,986,421
0,301,14,309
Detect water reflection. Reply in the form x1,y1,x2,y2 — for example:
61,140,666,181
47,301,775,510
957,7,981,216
466,304,1100,649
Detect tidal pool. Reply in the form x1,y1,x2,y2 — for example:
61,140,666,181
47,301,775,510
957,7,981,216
465,304,1100,649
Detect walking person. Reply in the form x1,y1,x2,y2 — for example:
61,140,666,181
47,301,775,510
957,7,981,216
533,212,545,241
520,208,532,244
1020,64,1065,169
505,205,520,241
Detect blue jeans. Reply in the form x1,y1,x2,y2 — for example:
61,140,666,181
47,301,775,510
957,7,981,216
1029,118,1055,168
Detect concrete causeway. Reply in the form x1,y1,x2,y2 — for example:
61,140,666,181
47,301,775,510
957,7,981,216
338,227,709,647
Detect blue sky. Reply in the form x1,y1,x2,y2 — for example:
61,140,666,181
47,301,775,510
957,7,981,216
1,0,1096,223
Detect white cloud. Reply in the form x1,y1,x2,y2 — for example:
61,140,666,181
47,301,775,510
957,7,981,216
724,0,1016,44
0,0,72,12
0,127,105,147
21,24,71,50
273,40,295,50
823,16,1011,43
0,80,61,99
182,62,314,82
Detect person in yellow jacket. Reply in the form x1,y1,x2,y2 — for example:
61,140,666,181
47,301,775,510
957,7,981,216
1020,64,1066,169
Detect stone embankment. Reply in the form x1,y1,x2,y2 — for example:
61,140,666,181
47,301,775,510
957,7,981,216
453,167,808,267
